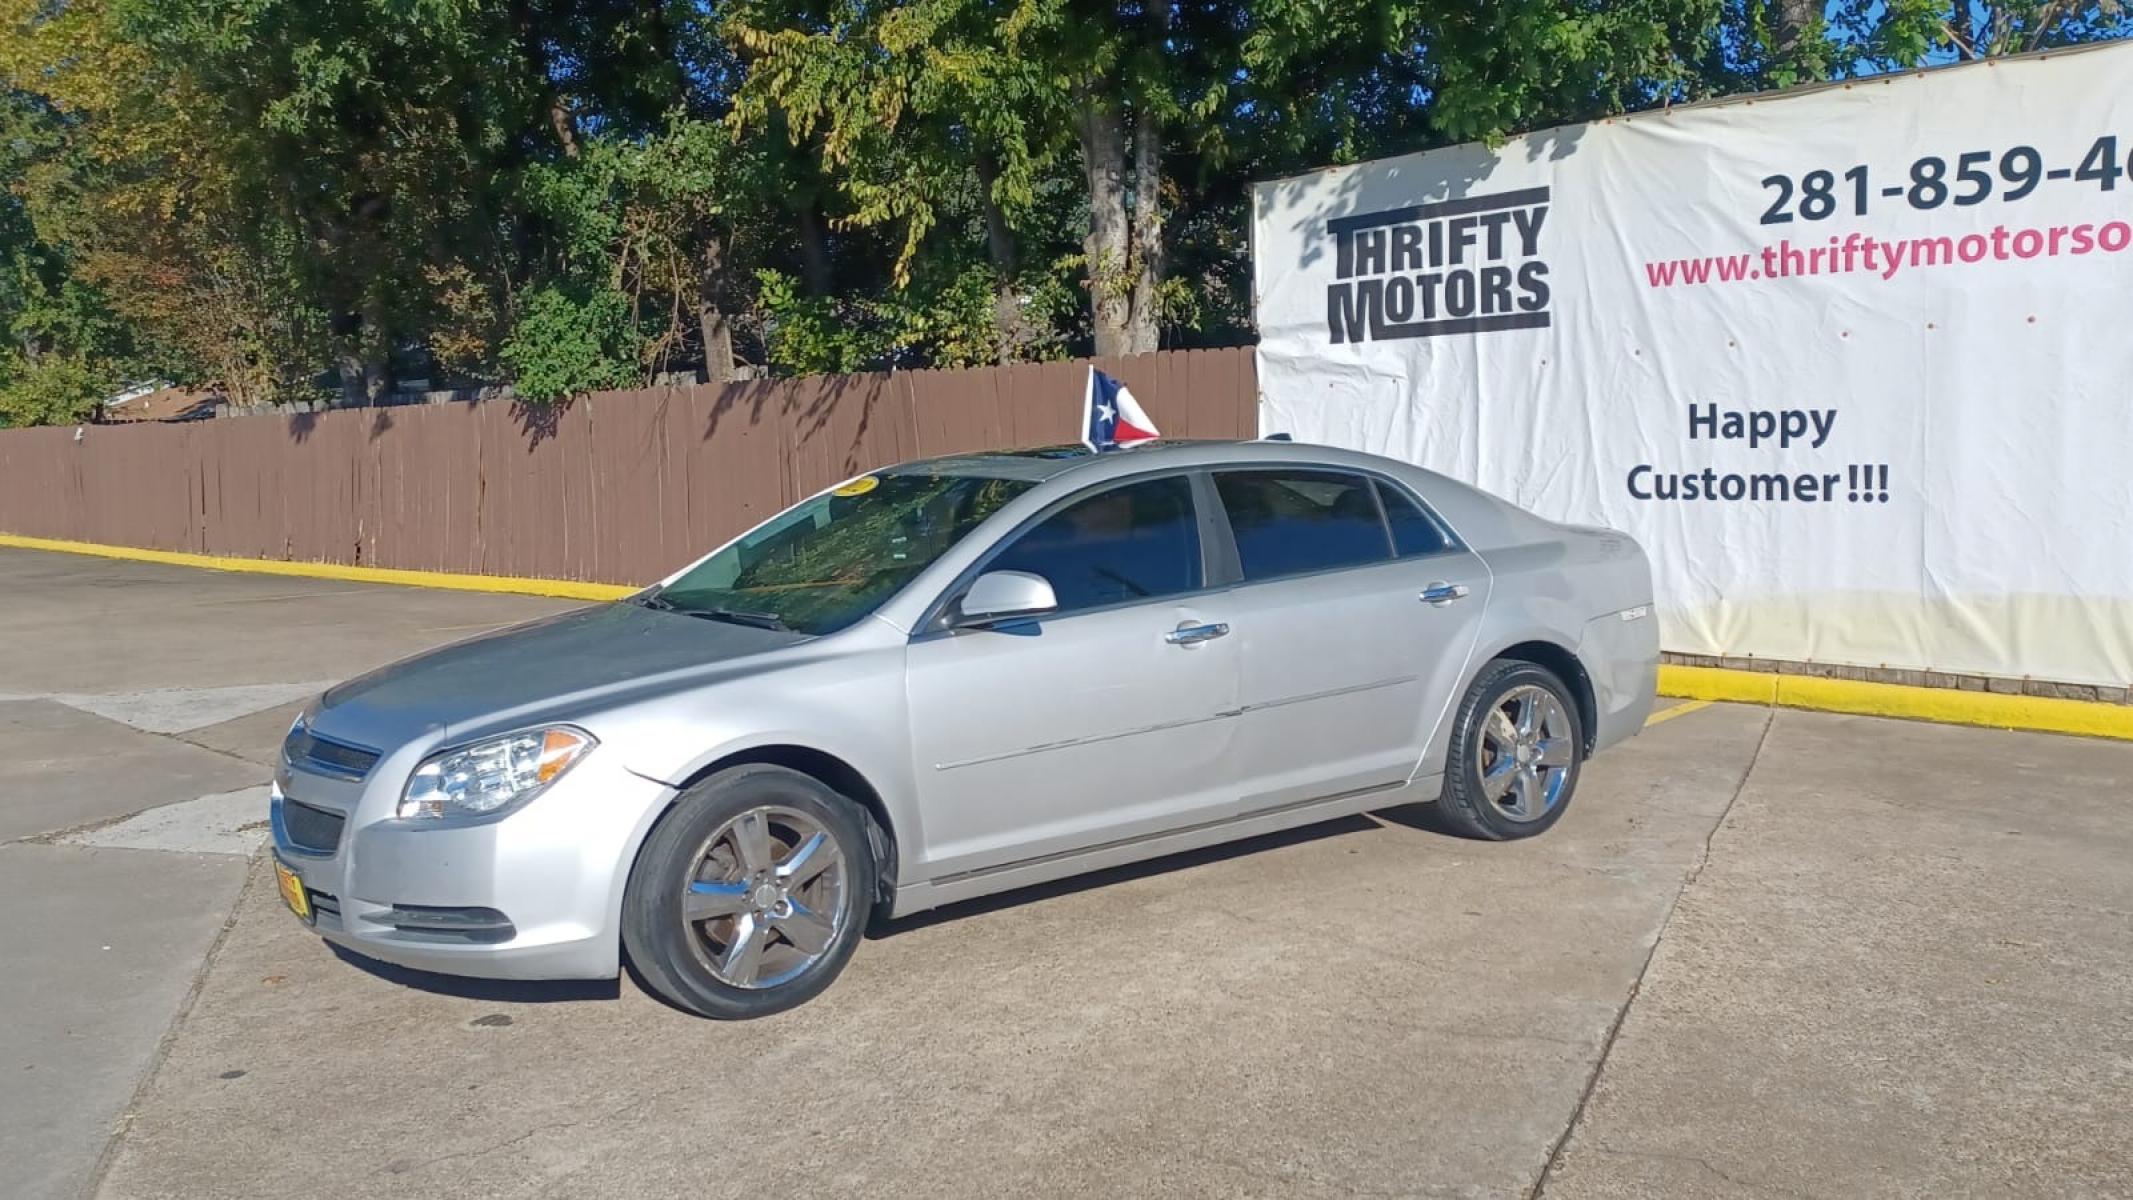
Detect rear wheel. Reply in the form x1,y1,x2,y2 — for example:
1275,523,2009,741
1435,659,1584,840
622,765,874,1019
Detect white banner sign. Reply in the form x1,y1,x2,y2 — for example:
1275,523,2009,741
1252,44,2133,687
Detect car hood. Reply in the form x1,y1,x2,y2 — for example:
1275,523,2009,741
310,602,808,750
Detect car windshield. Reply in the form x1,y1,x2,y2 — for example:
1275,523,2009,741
644,471,1033,635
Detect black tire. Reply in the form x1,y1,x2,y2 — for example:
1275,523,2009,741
1434,658,1585,841
622,765,876,1019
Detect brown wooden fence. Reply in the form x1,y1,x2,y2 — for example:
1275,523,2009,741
0,348,1257,586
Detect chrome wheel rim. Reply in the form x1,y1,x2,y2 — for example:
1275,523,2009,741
1477,685,1575,823
681,805,848,990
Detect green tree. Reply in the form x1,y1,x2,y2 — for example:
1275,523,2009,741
736,0,1731,360
507,113,775,398
1853,0,2129,66
107,0,553,403
3,0,2127,425
733,0,1033,360
731,0,1196,358
0,87,173,424
1695,2,2128,92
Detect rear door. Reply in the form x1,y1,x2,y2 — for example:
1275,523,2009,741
1209,468,1490,812
902,473,1241,880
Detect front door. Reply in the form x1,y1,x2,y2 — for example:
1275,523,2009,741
902,474,1240,880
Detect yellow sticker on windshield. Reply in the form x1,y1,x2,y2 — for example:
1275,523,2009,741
831,476,880,497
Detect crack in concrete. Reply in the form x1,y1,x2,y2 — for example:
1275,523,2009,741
1178,1146,1448,1198
1527,708,1777,1200
13,766,271,847
1582,1144,1816,1200
165,730,279,770
5,720,271,849
16,683,328,737
83,856,263,1200
59,787,271,857
367,1087,680,1182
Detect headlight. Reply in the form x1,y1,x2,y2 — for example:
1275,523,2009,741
398,727,596,820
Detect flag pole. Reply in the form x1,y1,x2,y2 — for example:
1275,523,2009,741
1080,364,1098,453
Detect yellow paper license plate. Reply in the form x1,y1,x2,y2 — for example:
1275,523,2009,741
275,861,313,923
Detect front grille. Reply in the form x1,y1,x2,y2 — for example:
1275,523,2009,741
283,725,382,781
281,798,347,854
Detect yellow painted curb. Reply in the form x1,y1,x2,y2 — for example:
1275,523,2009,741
1659,664,2133,742
0,533,637,602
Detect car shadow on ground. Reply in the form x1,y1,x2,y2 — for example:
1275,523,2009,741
329,800,1461,1009
1367,799,1464,837
325,944,622,1003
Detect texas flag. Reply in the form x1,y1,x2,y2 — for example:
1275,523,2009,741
1082,368,1161,452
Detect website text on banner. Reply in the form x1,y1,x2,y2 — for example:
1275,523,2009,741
1251,43,2133,690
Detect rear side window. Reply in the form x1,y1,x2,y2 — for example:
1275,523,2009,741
1376,480,1453,557
1215,470,1392,580
988,475,1201,613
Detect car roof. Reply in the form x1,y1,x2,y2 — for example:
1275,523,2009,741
893,437,1560,555
892,438,1405,484
885,445,1104,482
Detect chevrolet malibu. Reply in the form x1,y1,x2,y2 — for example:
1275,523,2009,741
271,439,1657,1018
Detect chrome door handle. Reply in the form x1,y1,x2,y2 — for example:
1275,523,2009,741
1165,622,1230,646
1420,582,1470,606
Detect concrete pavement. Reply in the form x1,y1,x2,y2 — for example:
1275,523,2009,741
92,702,1777,1199
1546,711,2133,1198
0,843,244,1200
0,548,572,1200
2,545,2128,1198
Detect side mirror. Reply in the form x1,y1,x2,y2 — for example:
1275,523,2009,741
954,570,1058,627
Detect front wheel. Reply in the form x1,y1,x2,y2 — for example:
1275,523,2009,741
1434,659,1584,840
622,765,875,1019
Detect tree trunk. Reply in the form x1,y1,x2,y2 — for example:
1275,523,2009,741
363,288,393,403
1771,0,1821,69
333,353,388,406
511,0,580,157
549,99,580,159
974,151,1029,363
1951,3,1978,59
1076,94,1134,358
331,307,366,406
794,201,833,298
697,235,735,385
335,352,366,408
697,303,734,386
1125,99,1163,355
332,292,392,407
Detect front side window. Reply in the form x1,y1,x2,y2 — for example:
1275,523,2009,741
986,475,1201,614
1215,469,1392,581
652,471,1032,635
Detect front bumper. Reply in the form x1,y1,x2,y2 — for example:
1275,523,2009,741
272,753,675,980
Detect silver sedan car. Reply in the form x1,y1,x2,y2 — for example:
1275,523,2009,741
271,439,1657,1018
